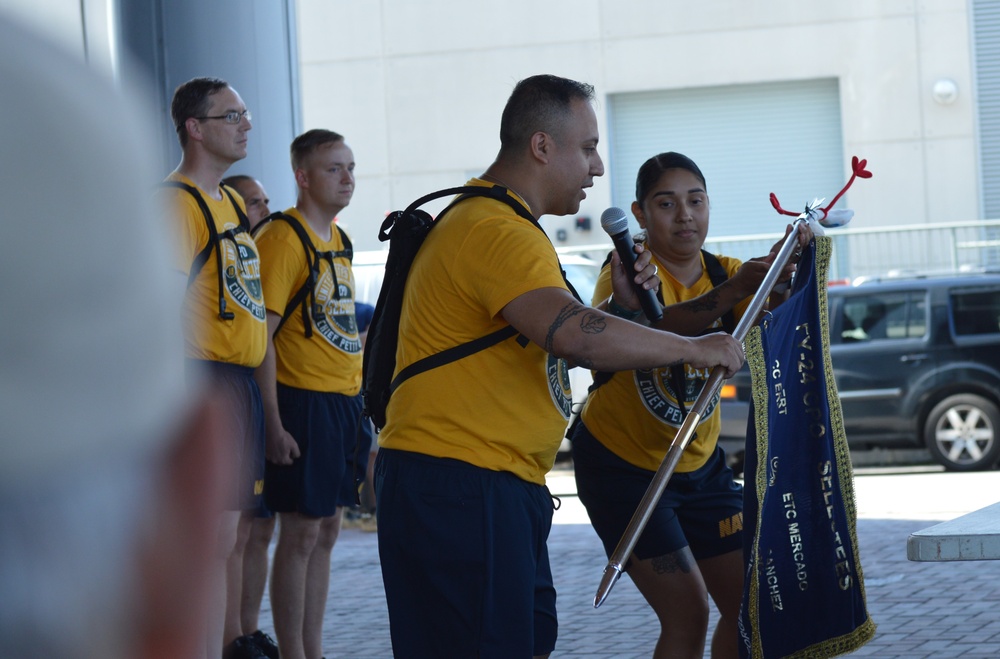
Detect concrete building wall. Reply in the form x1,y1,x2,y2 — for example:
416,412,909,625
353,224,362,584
0,0,981,251
1,0,301,207
296,0,979,251
0,0,116,73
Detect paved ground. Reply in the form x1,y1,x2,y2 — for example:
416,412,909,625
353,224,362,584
258,464,1000,658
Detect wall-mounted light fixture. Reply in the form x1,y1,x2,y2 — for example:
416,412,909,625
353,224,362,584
932,78,959,105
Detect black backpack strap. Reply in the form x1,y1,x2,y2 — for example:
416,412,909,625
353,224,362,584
221,185,251,232
257,212,317,337
454,187,583,303
668,250,735,425
395,184,536,227
162,181,216,285
335,224,353,262
389,325,519,395
256,212,356,339
162,180,247,320
313,223,355,313
701,250,736,334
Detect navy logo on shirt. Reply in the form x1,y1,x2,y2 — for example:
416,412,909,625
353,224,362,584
311,262,361,353
634,365,719,427
222,233,265,320
547,355,573,419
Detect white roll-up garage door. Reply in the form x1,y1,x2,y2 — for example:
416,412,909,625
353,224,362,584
607,78,844,240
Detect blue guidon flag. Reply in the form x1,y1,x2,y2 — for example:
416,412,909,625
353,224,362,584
739,235,876,658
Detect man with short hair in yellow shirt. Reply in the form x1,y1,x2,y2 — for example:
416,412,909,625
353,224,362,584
162,77,271,659
253,129,367,659
375,74,746,658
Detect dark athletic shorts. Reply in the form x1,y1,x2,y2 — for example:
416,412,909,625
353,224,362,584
264,385,366,518
187,360,265,512
374,448,558,658
571,422,743,562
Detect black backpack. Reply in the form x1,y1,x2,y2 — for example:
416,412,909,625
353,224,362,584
162,180,251,320
252,212,353,337
360,184,580,431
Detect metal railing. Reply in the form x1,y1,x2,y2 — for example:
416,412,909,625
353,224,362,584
557,220,1000,282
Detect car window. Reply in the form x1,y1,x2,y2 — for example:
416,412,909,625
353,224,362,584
352,263,385,305
562,260,601,301
951,289,1000,336
839,292,926,342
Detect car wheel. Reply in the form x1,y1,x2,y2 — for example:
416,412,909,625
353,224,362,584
924,394,1000,471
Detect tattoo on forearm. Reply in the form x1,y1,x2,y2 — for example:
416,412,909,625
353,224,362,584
545,302,588,353
681,289,721,314
651,550,695,575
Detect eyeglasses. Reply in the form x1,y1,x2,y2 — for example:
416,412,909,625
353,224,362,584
196,110,252,125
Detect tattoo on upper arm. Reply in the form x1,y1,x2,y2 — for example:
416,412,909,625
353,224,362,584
580,311,606,335
650,549,696,575
544,302,596,353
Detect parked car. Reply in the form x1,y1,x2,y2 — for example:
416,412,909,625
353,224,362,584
720,271,1000,471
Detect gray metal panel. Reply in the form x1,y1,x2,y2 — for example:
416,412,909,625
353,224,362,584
607,79,844,241
118,0,300,206
974,0,1000,221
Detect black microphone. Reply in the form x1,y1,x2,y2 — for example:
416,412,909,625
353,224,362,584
600,207,663,322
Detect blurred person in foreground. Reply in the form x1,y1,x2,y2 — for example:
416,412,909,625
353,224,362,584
0,13,230,659
374,74,745,658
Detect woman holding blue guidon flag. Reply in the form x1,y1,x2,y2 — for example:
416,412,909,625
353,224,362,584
572,152,810,658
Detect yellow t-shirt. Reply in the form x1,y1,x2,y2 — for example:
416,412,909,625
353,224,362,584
581,250,748,472
255,208,362,394
163,173,267,367
378,179,573,485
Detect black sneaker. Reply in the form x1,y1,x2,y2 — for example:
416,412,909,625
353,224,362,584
222,634,267,659
248,630,280,659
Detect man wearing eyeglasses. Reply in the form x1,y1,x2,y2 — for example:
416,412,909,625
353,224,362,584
162,77,273,659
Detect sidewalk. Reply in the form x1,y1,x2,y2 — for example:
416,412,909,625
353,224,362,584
260,466,1000,658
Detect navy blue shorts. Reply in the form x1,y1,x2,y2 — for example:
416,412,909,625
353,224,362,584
571,423,743,562
374,448,557,658
187,360,265,512
264,385,366,518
